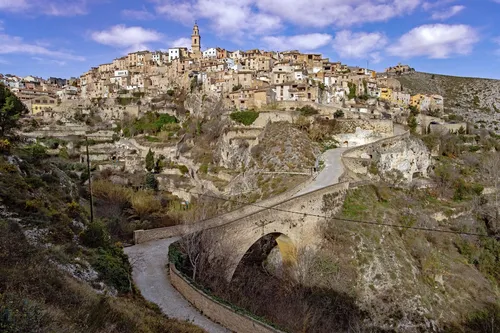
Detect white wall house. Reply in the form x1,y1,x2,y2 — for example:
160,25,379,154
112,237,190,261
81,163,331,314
230,50,245,60
114,70,129,77
168,48,181,62
203,48,217,58
294,70,306,81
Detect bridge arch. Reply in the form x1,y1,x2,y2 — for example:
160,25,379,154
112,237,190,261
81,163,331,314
227,232,297,282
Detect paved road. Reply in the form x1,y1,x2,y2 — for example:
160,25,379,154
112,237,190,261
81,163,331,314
124,238,230,333
295,147,348,197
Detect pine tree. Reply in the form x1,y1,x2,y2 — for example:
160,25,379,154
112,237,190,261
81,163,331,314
0,84,27,137
145,149,155,172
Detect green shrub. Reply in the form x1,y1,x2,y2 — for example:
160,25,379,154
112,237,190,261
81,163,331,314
297,105,319,117
144,173,158,191
58,148,69,159
25,144,47,161
199,164,209,174
145,149,155,172
80,221,110,248
177,164,189,175
347,82,357,100
145,136,160,142
115,97,133,106
0,139,11,154
230,111,259,125
168,241,186,270
66,201,82,218
91,246,132,293
334,110,344,119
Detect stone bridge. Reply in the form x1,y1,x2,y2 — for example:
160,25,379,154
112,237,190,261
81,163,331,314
201,182,349,281
134,179,349,280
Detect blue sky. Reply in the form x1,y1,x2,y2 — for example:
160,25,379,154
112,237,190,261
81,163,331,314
0,0,499,79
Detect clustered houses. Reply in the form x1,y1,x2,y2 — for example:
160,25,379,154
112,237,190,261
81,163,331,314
1,23,444,118
78,23,444,113
0,73,79,114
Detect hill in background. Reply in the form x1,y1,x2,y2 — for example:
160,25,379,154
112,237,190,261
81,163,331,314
397,72,500,132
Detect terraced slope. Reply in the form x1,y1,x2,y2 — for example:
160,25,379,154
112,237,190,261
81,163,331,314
397,72,500,132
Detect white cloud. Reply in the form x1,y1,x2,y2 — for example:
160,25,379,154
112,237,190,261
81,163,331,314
154,0,420,33
0,0,29,11
122,8,156,20
155,1,196,23
332,30,388,63
0,57,9,64
261,33,332,51
90,25,163,52
255,0,421,27
422,0,457,11
0,32,85,61
170,37,191,48
387,24,479,58
0,0,91,16
154,0,282,37
430,4,464,20
32,57,67,66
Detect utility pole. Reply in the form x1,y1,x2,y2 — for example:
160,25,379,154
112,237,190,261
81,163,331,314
85,137,94,223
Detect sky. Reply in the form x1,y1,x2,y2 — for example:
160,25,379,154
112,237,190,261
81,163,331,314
0,0,499,79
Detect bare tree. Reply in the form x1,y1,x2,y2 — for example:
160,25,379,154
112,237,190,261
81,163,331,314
179,232,202,282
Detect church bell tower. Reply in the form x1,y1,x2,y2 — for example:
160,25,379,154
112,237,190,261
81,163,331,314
191,22,201,57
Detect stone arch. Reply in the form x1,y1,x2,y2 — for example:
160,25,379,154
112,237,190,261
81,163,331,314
227,232,297,282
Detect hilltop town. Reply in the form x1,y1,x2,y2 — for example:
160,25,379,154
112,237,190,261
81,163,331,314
2,23,467,136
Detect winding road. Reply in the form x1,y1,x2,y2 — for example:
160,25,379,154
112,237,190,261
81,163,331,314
124,146,348,333
124,238,230,333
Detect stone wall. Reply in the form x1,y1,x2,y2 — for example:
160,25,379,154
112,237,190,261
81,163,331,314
429,122,467,135
273,101,377,120
169,265,283,333
335,119,394,135
253,111,299,128
340,131,432,185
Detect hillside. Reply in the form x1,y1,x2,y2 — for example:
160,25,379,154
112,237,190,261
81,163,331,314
397,72,500,132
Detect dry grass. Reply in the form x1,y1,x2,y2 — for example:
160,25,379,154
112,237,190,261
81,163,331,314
92,180,133,207
130,191,162,219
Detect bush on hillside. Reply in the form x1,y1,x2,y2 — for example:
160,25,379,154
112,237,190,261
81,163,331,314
297,105,319,116
230,110,259,125
80,220,110,248
91,246,132,294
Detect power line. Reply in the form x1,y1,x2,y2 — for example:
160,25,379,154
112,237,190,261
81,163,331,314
175,187,495,239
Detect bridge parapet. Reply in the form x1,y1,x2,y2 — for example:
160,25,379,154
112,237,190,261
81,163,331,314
134,172,315,244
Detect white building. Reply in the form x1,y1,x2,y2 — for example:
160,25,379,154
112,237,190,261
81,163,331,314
168,48,184,62
152,51,167,65
203,48,217,58
230,50,246,60
114,70,129,77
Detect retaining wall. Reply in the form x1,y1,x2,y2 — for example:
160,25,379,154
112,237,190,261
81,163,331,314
340,130,410,182
169,265,284,333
